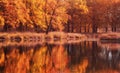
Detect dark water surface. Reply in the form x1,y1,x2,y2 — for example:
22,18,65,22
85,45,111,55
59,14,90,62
0,41,120,73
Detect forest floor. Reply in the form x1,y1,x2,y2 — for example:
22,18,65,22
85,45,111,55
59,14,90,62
84,32,120,38
0,32,120,39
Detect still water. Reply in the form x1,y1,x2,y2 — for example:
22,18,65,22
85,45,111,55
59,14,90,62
0,41,120,73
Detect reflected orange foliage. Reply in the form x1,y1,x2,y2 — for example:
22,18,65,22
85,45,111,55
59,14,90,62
51,45,69,72
30,45,70,73
0,48,4,66
4,48,33,73
30,46,53,73
72,58,88,73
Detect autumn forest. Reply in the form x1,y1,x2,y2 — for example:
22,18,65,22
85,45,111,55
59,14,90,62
0,0,120,33
0,0,120,73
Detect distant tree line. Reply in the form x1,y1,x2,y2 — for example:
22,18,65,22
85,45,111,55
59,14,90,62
0,0,120,33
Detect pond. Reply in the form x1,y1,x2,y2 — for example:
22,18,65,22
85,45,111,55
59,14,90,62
0,41,120,73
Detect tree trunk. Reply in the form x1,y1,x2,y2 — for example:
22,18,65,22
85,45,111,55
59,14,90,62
71,14,74,33
17,22,23,32
46,7,56,34
67,20,70,32
33,23,39,32
105,27,108,32
88,27,90,33
71,24,73,32
112,27,116,32
3,23,12,32
92,25,97,33
114,27,116,32
46,20,53,34
79,26,81,33
112,27,113,32
84,26,86,33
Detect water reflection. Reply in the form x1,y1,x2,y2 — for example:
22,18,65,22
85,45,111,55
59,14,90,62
0,41,120,73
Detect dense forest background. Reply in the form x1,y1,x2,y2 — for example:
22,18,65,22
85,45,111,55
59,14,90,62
0,0,120,33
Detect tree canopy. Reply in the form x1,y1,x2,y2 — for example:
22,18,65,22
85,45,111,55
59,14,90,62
0,0,120,33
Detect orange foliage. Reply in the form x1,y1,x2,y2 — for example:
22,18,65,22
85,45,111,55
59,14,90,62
3,1,18,28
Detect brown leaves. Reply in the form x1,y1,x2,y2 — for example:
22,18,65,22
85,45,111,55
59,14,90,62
3,2,18,28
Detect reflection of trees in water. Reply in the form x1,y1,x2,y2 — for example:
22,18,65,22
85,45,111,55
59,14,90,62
30,45,52,73
87,41,120,73
66,41,120,73
0,46,34,73
97,49,120,71
0,44,89,73
30,45,70,73
0,48,4,73
0,42,119,73
66,42,97,73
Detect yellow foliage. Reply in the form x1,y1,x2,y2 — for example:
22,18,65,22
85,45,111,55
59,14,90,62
26,0,47,29
0,16,4,27
15,0,31,25
46,0,68,31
